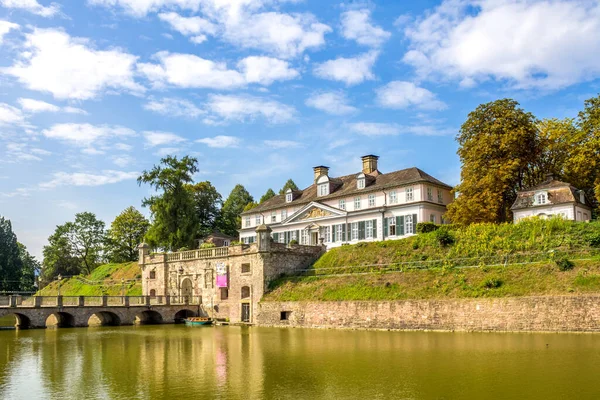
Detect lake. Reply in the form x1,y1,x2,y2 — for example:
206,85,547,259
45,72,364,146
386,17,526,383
0,324,599,399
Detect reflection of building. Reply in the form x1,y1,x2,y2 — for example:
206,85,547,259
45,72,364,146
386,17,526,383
512,175,592,222
239,155,453,246
139,229,322,324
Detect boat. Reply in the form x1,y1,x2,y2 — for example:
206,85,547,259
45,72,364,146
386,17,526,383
184,317,213,326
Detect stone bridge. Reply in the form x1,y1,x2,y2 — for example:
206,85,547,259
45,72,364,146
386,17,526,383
0,295,208,329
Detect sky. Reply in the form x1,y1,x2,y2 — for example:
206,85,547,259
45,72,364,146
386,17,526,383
1,0,599,259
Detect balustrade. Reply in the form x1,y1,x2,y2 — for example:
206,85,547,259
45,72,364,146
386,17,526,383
0,295,203,308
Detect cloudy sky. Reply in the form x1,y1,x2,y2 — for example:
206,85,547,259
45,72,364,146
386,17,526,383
1,0,599,258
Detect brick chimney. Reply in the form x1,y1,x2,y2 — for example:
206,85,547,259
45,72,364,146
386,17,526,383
361,155,379,174
313,165,329,182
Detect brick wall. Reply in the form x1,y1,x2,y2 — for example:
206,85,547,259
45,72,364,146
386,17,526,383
257,296,600,332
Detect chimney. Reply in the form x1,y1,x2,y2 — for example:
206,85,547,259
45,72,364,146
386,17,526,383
361,155,379,174
313,165,329,182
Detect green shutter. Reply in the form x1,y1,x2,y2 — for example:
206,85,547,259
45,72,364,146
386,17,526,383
343,224,347,241
296,230,300,242
372,219,377,238
412,214,417,234
398,216,405,236
347,223,351,240
332,225,336,242
285,231,289,243
383,218,388,237
358,221,365,240
273,232,279,241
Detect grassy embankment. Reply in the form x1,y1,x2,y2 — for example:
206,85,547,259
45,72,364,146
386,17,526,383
37,262,142,296
264,219,600,301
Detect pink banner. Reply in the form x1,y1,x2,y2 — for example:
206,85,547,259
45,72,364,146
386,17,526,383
216,262,228,288
216,274,228,288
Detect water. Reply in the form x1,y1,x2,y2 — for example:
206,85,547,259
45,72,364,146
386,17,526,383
0,325,599,400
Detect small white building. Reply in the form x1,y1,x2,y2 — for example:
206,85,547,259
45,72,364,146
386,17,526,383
511,175,592,222
239,155,453,247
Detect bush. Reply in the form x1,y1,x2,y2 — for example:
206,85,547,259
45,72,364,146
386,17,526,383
481,277,503,289
200,242,216,249
435,228,455,247
555,258,575,271
230,240,242,246
417,222,439,234
178,246,189,252
289,239,298,245
589,233,600,248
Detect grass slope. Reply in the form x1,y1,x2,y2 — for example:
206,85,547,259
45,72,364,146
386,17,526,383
37,262,142,296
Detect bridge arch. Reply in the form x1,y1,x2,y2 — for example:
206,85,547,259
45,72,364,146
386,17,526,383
45,312,75,328
135,310,163,325
87,311,122,327
1,313,31,329
174,309,196,323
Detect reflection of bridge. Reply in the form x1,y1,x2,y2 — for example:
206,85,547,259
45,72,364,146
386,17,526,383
0,295,206,329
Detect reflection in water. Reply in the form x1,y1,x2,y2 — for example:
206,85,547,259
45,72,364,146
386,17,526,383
1,326,599,399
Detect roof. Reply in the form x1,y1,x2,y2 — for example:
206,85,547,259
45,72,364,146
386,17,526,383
511,177,590,210
242,167,452,215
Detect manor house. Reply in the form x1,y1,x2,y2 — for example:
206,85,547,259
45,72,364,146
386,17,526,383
239,155,453,247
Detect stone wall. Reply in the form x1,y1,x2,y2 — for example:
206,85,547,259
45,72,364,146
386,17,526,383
256,296,600,332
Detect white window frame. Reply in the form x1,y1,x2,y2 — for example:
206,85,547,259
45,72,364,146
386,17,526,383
354,197,361,210
244,216,251,228
437,189,443,204
351,222,359,240
278,233,285,243
339,199,346,210
366,220,373,239
336,225,343,242
357,179,365,189
255,215,261,225
271,212,276,223
323,226,331,243
368,194,375,207
388,218,396,236
318,183,329,196
281,209,287,220
301,230,309,245
427,187,433,201
286,193,293,202
405,187,414,202
405,215,413,234
536,192,547,205
390,191,397,204
291,231,298,241
430,214,436,223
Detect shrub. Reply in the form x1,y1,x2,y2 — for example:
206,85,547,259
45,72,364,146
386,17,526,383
435,228,455,247
412,241,419,250
355,242,367,248
555,258,575,271
481,277,503,289
230,240,242,246
417,222,439,234
178,246,189,252
200,242,216,249
589,233,600,248
289,239,298,245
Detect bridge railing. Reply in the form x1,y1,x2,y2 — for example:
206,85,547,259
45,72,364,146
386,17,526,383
0,295,204,308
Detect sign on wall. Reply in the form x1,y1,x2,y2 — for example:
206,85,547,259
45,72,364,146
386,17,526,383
216,262,228,288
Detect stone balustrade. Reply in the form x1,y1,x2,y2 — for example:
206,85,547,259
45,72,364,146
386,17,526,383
0,295,204,308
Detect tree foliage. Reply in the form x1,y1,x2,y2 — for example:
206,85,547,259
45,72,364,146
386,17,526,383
218,184,254,236
18,243,39,291
105,206,150,263
42,224,80,283
0,217,24,291
259,188,276,203
187,181,222,239
279,179,299,195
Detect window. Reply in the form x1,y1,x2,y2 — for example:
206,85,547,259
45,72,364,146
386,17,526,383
286,190,293,202
255,215,261,225
278,233,285,243
405,187,414,202
354,197,361,210
241,286,250,299
280,311,292,321
291,231,298,241
241,263,251,274
271,212,276,223
336,225,343,242
536,193,547,205
390,190,397,204
244,216,251,227
368,194,375,207
339,199,346,210
223,240,230,247
322,226,331,243
220,287,228,300
405,215,414,234
430,214,436,223
150,289,156,297
301,230,309,245
577,211,582,221
357,179,365,189
318,183,329,196
388,218,396,236
584,213,589,221
580,192,586,204
437,189,443,204
281,209,287,220
366,220,373,238
149,270,156,279
351,222,359,240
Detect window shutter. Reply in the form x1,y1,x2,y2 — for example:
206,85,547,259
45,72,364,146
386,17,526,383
383,218,388,237
412,214,417,233
332,225,336,242
296,230,300,242
398,216,404,236
358,221,365,239
273,232,279,241
347,224,351,240
343,224,347,241
372,219,377,238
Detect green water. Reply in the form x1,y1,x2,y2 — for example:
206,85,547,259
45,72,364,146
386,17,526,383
0,325,599,399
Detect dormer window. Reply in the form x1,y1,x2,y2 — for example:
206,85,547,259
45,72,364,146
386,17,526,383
316,175,330,197
285,188,293,203
535,192,547,205
357,173,366,189
580,191,585,204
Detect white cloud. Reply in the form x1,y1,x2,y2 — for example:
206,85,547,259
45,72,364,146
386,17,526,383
313,51,378,85
375,81,446,110
203,94,296,124
0,103,25,125
158,11,217,42
42,123,135,147
237,56,299,85
18,98,89,115
88,0,204,17
263,140,303,149
197,135,241,148
2,28,142,100
154,147,182,156
0,20,18,44
305,91,357,115
143,130,186,147
340,9,390,47
63,106,88,115
403,0,600,90
114,143,133,151
144,97,204,118
40,170,139,189
0,0,60,17
5,142,47,162
348,122,400,136
112,155,133,167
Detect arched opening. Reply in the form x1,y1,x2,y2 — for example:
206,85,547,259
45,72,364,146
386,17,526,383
150,289,156,297
46,312,75,328
134,310,163,325
181,278,193,302
0,313,31,329
87,312,121,327
174,309,197,323
241,286,251,299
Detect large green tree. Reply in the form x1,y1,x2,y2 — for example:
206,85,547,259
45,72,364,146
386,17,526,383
0,217,24,291
572,95,600,211
217,184,254,236
105,206,150,263
138,155,199,250
446,99,539,224
279,179,299,195
259,188,276,203
18,243,39,291
187,181,222,238
41,224,80,283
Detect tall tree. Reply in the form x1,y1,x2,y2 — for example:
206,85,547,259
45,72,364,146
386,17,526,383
138,156,199,250
63,212,105,275
187,181,222,238
572,94,600,212
446,99,539,224
218,184,254,236
41,224,81,283
18,243,39,291
279,179,299,195
105,207,150,263
259,188,276,203
0,217,23,291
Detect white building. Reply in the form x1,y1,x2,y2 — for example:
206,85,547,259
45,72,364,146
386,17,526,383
239,155,453,247
511,175,592,222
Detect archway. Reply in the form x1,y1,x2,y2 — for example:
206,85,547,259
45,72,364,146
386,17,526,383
181,278,193,302
46,312,75,328
174,309,196,323
0,313,31,329
88,312,121,327
134,310,163,325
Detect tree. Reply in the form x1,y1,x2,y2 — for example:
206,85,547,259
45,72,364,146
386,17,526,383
187,181,222,239
243,202,258,212
259,188,276,203
138,156,199,250
0,217,24,291
279,179,299,195
572,94,600,212
217,184,254,236
105,207,150,263
41,224,81,283
18,243,39,291
446,99,539,224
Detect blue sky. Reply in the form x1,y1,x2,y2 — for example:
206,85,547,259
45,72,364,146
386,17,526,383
1,0,599,258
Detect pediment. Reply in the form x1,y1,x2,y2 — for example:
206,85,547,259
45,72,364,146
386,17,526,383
282,202,346,224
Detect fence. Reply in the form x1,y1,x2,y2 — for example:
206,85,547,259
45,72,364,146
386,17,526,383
0,295,204,308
